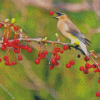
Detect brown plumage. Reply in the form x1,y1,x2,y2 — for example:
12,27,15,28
55,12,91,45
53,12,91,57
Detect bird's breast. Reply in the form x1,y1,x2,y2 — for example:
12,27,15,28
57,21,69,31
57,21,69,38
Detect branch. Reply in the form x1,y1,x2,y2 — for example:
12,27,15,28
89,51,100,71
0,36,85,56
19,0,100,14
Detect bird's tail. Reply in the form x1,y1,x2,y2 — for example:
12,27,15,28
80,41,89,57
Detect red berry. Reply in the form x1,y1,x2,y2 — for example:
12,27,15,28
84,56,89,61
3,42,8,47
14,49,20,53
38,56,41,60
40,53,45,59
51,58,56,64
3,38,8,42
35,59,40,64
0,23,3,28
96,92,100,97
79,66,84,71
52,50,57,55
18,55,23,60
98,79,100,84
70,60,75,65
27,48,33,53
9,62,12,66
88,64,92,68
5,61,10,66
63,45,69,50
12,61,17,65
49,65,54,69
83,69,89,74
54,62,59,66
13,45,19,49
3,56,9,61
43,50,48,55
19,44,25,49
24,45,29,50
1,46,6,51
38,52,42,57
14,39,19,44
14,26,19,31
96,68,100,72
94,69,97,73
8,41,13,47
92,64,97,68
85,63,90,70
56,48,60,52
85,63,89,67
55,55,60,60
49,11,54,16
60,50,64,54
66,63,71,68
0,58,2,62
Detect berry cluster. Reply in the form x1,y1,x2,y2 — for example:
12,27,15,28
2,38,33,53
66,60,75,68
1,38,33,66
35,50,48,65
34,45,71,69
4,55,17,66
78,56,100,97
79,59,100,74
0,19,33,66
50,45,70,69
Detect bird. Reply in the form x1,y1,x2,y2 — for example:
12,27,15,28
53,12,91,57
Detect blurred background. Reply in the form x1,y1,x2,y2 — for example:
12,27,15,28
0,0,100,100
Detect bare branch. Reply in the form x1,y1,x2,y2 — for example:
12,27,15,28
18,0,100,14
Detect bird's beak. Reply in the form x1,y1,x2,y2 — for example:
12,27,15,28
55,12,63,16
52,12,62,19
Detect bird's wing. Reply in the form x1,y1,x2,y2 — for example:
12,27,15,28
65,21,91,45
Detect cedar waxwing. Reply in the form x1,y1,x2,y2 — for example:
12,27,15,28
53,12,91,57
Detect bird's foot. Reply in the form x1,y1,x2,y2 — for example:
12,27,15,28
74,45,79,50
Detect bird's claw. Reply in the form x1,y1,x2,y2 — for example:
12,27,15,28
74,45,79,50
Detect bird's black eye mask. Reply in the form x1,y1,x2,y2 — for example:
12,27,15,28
55,12,63,16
